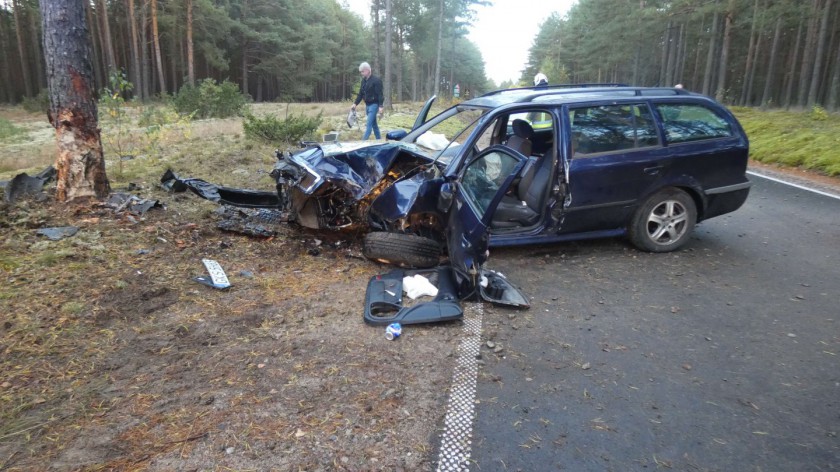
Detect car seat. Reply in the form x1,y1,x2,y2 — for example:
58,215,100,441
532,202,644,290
506,119,534,157
491,146,555,229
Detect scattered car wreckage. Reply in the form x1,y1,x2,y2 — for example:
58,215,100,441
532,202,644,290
162,84,752,325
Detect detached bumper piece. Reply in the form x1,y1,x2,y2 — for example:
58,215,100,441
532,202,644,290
364,267,463,326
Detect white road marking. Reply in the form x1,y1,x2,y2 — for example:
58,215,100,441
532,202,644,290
436,302,483,472
748,170,840,201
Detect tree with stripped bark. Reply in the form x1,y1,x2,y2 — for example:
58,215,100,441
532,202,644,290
39,0,110,201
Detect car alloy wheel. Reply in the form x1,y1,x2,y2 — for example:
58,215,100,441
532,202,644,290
629,188,697,252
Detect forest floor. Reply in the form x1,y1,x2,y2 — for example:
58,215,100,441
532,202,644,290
1,102,839,471
0,102,460,471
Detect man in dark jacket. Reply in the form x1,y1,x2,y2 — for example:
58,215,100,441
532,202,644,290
351,62,384,140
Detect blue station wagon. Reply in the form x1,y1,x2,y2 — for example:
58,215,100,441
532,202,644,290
165,85,751,295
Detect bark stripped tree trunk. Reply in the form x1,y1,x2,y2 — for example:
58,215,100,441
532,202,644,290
39,0,110,201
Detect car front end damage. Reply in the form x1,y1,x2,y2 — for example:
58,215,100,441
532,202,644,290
271,142,445,233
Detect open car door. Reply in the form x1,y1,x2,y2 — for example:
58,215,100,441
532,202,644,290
412,95,437,131
446,146,531,308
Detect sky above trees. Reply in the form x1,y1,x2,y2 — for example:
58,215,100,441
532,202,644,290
346,0,576,84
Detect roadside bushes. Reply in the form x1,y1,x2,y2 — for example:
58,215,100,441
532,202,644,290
243,112,323,144
172,79,249,119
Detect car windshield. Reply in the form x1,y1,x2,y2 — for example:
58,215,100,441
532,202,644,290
412,106,488,165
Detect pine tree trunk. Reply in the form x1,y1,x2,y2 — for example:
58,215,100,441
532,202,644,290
702,5,719,96
715,0,735,102
151,0,166,94
807,0,832,107
373,0,380,74
13,0,33,98
396,28,403,102
828,35,840,109
739,0,759,105
140,0,150,99
127,0,142,99
784,19,803,108
0,7,12,102
691,15,705,90
85,1,104,89
186,0,194,86
433,0,443,97
797,1,820,106
241,0,249,97
761,16,782,107
27,5,45,90
39,0,110,201
98,0,116,72
745,25,762,106
384,0,392,109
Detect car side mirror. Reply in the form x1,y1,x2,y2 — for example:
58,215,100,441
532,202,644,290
437,181,454,213
386,129,408,141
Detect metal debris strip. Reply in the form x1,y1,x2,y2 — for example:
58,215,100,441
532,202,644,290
436,302,483,472
193,259,231,290
106,192,163,215
36,226,80,241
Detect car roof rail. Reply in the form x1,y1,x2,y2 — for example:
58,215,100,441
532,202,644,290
480,83,629,98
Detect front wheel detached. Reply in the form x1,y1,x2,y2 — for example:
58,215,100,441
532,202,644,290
629,188,697,252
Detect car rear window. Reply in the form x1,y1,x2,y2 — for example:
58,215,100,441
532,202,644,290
655,104,733,144
569,104,659,156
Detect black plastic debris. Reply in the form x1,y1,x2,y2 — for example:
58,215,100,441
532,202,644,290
161,169,280,208
36,226,79,241
106,192,163,215
215,205,285,238
3,166,56,203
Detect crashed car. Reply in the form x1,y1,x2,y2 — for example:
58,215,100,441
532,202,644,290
165,84,751,307
269,84,750,255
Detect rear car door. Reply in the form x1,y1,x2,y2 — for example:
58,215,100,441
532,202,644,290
561,102,670,233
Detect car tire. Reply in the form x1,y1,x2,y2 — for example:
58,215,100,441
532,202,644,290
363,232,441,268
629,188,697,252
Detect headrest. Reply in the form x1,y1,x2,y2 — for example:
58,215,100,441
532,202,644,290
512,119,535,140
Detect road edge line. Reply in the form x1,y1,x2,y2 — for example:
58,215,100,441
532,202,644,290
435,302,482,472
747,170,840,200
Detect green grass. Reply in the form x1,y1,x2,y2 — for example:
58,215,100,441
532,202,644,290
732,106,840,176
0,117,24,141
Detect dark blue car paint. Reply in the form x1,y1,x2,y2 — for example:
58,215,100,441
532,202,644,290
290,143,406,199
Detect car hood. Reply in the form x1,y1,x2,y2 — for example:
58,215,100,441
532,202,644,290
276,141,435,200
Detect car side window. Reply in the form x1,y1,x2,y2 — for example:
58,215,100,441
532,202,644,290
461,151,519,217
569,104,659,157
655,104,733,144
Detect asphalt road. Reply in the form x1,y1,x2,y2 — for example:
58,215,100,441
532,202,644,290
467,176,840,471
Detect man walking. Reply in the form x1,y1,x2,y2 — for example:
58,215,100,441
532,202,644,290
351,62,384,140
